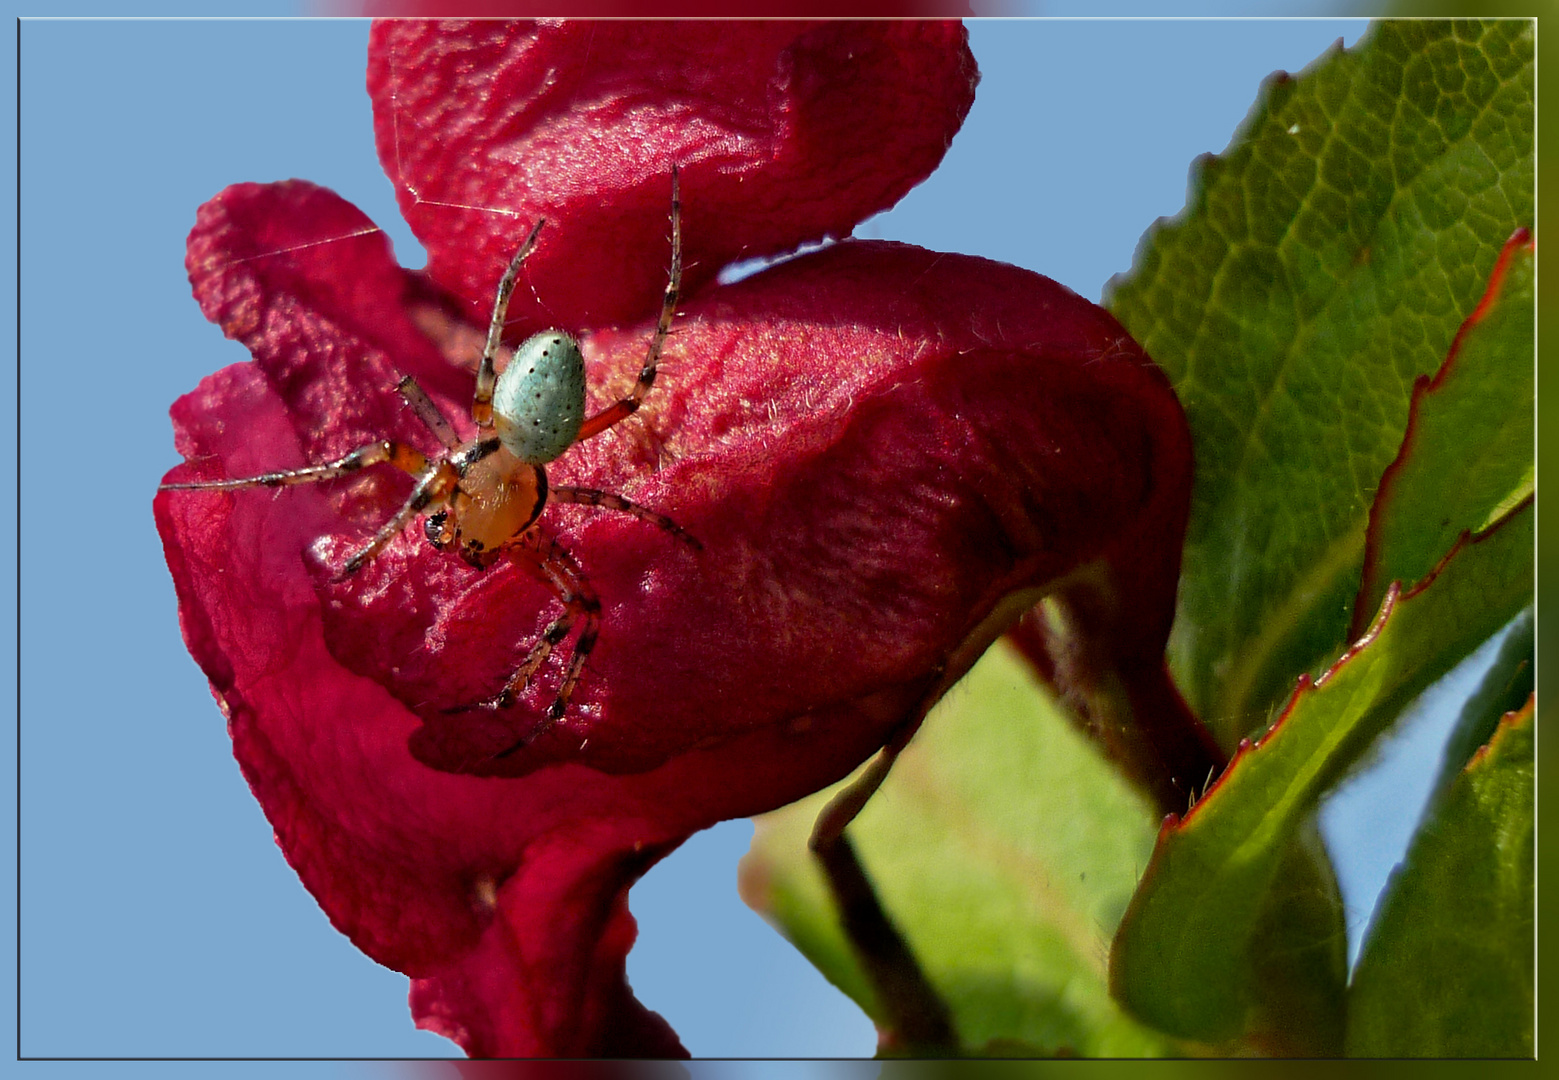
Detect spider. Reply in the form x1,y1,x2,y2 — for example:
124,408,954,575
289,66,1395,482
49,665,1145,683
162,170,697,752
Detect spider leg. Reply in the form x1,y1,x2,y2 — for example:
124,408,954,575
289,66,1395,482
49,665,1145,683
473,217,547,434
336,461,460,578
397,376,461,451
549,485,701,549
160,439,433,492
488,532,601,756
576,167,682,443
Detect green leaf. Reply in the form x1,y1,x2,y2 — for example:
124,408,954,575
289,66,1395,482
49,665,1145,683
1346,695,1534,1056
1109,501,1532,1046
1240,819,1349,1055
739,642,1175,1057
1355,231,1534,630
1104,20,1535,742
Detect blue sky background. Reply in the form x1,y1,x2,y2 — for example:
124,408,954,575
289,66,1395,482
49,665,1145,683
8,10,1515,1073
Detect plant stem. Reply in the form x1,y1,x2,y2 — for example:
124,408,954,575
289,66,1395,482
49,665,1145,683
811,829,957,1055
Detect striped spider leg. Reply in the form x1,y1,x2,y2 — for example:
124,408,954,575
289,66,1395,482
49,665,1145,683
162,169,697,749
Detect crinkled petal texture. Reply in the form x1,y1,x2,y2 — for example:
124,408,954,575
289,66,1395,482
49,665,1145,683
155,21,1191,1059
358,3,977,16
368,19,978,329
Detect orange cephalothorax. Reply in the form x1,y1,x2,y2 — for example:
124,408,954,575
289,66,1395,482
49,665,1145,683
443,448,546,569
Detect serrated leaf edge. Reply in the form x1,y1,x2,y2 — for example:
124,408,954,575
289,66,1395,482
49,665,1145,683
1351,227,1535,639
1169,491,1534,836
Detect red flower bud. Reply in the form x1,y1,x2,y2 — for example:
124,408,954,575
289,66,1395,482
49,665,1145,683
154,21,1195,1057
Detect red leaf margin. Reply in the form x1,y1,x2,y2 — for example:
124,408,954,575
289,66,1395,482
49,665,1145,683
1151,491,1535,839
1351,226,1535,640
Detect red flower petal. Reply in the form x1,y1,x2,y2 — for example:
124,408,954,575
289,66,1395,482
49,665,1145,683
356,3,976,16
367,19,977,330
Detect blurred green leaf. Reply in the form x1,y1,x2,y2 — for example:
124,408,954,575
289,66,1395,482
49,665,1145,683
1240,821,1348,1056
1109,501,1533,1046
739,642,1175,1056
1355,231,1534,628
1346,695,1534,1056
1104,20,1535,743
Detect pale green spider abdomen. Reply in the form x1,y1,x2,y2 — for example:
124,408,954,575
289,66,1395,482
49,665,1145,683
493,332,588,464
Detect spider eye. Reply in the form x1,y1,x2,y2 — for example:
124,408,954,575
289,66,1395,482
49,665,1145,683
493,331,586,464
424,510,450,550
